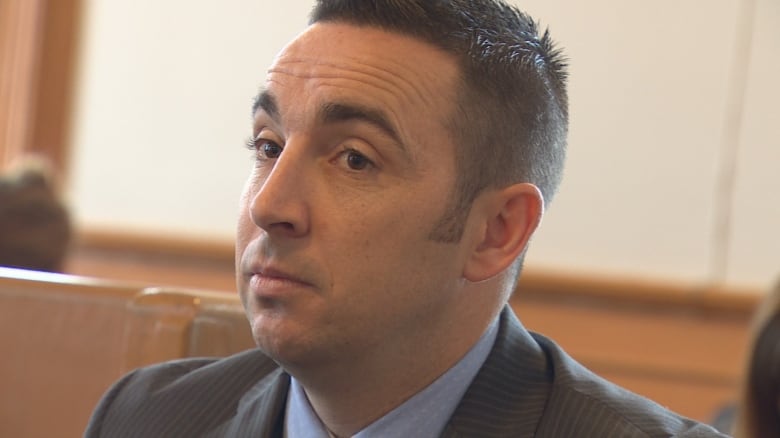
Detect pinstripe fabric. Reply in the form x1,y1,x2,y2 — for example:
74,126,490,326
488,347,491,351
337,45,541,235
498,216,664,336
440,308,552,437
84,350,288,438
441,309,728,437
85,307,727,437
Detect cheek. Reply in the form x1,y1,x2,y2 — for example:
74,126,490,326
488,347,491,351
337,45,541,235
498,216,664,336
235,180,258,257
325,203,447,280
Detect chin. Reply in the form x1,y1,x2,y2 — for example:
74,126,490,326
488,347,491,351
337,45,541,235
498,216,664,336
250,312,315,365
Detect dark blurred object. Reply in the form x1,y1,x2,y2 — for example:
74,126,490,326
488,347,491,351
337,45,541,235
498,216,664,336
733,278,780,438
0,157,72,271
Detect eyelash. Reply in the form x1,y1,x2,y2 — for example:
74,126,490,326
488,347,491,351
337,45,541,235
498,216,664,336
244,136,263,151
244,136,375,171
337,147,375,171
245,136,283,159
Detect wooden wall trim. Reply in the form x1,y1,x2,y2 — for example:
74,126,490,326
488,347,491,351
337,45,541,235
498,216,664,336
0,0,82,175
517,268,761,315
28,0,82,174
0,0,45,167
75,228,236,264
73,228,762,316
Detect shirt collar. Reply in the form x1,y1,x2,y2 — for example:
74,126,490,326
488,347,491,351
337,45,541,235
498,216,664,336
284,318,499,438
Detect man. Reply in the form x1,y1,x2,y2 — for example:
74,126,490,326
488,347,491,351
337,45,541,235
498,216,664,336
86,1,726,437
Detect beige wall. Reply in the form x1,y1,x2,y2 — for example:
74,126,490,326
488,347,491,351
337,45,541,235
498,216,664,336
68,0,779,289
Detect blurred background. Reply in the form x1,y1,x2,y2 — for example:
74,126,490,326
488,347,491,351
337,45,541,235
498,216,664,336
3,0,776,290
1,0,778,432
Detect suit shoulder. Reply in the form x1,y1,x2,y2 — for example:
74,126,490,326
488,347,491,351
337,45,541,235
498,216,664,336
531,333,727,438
85,348,280,437
110,348,275,397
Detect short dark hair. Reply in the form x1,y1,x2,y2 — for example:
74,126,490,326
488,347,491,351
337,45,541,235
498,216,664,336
311,0,568,242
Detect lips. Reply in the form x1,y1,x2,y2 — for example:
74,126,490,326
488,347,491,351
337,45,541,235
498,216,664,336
246,264,315,299
253,266,309,285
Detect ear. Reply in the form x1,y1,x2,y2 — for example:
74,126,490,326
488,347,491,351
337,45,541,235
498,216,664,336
462,183,544,282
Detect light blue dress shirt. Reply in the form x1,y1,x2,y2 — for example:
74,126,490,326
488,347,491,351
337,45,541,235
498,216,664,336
284,318,499,438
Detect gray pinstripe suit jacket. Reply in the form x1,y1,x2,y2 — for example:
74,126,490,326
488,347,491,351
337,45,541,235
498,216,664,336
85,308,727,437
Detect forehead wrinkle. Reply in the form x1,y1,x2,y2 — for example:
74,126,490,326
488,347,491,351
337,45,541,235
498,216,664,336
266,48,456,163
267,64,410,126
268,65,401,100
267,66,403,114
271,55,448,116
352,56,445,112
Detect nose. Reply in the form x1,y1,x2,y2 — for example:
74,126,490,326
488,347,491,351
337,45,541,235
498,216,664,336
247,140,310,238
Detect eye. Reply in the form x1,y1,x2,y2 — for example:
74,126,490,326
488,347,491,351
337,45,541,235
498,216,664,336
261,141,283,159
343,149,372,171
246,136,283,159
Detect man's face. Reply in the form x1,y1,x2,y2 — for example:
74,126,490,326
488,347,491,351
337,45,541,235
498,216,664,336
236,23,472,368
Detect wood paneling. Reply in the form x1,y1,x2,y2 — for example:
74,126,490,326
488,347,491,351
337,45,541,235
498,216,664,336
0,267,254,438
513,292,752,421
66,229,237,291
0,0,81,174
64,229,762,423
28,0,82,173
0,0,45,166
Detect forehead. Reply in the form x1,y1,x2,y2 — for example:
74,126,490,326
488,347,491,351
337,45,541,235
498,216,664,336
261,23,459,140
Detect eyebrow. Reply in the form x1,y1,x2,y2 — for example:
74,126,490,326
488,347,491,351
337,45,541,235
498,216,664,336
251,90,406,152
319,102,404,150
251,89,279,122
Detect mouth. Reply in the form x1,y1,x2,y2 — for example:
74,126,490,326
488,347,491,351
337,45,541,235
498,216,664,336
246,265,315,300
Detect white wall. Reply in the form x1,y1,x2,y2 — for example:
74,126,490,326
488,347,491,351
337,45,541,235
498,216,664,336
518,0,779,288
69,0,311,239
69,0,779,290
726,0,780,287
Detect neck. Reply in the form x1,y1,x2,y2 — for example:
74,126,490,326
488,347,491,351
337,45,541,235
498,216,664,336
287,297,503,437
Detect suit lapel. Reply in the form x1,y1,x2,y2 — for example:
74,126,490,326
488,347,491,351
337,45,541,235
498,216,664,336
441,307,553,438
208,367,290,438
205,307,551,437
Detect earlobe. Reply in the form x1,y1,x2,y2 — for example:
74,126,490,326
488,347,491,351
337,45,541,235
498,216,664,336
463,183,543,282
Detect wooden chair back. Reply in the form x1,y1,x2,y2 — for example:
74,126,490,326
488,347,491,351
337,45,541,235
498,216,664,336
0,268,253,438
0,268,140,437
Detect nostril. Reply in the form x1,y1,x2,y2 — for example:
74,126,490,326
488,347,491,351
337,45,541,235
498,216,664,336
273,221,296,232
